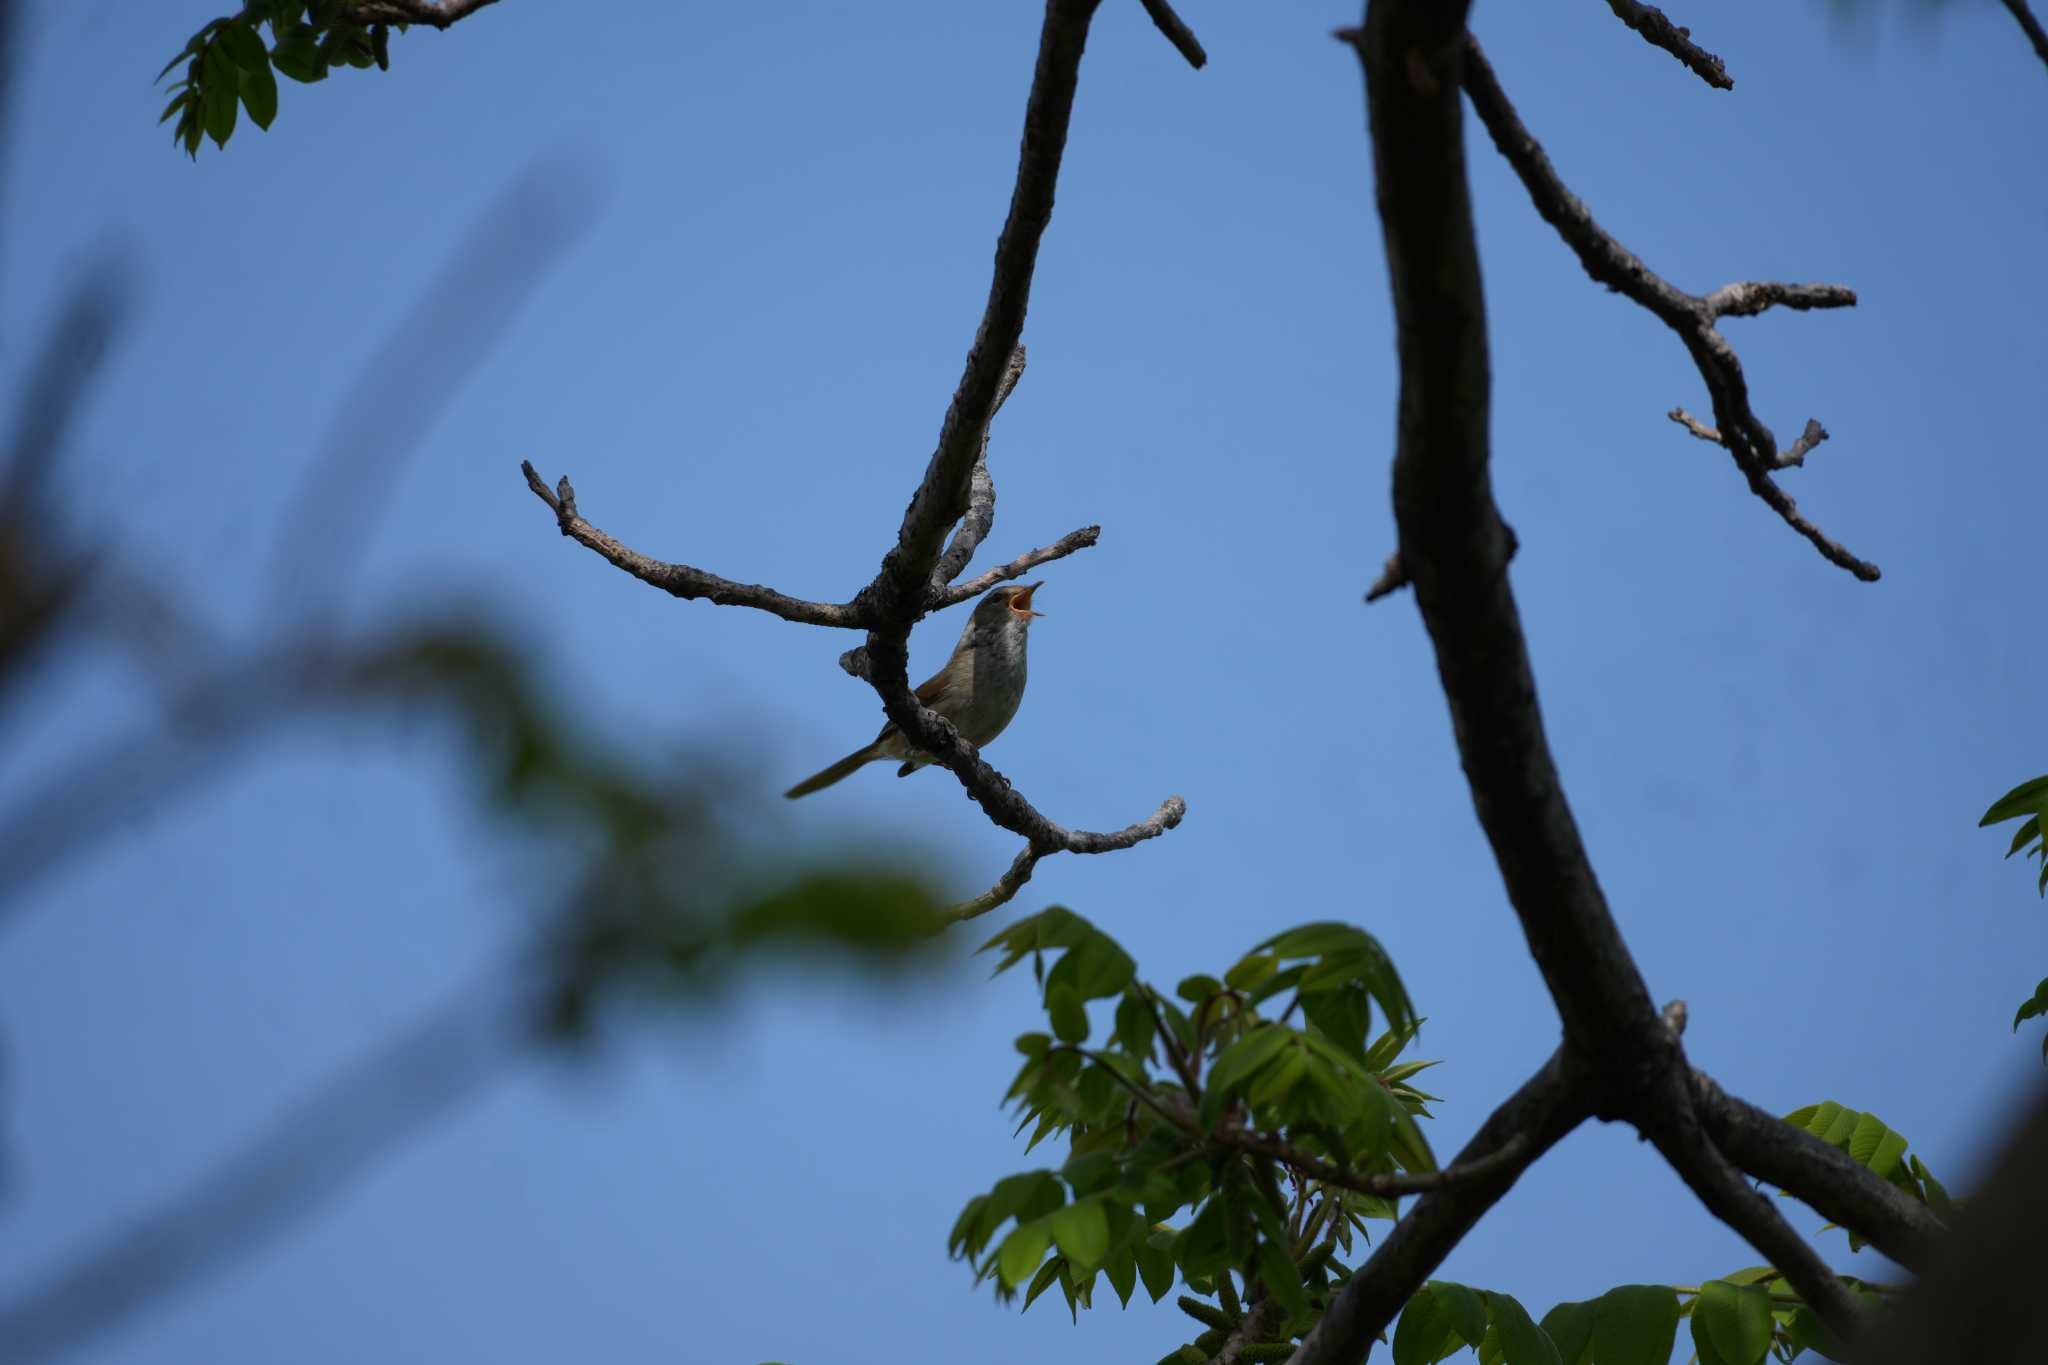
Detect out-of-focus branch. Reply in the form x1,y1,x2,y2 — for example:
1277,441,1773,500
1998,0,2048,75
0,965,521,1365
521,463,871,628
1459,37,1878,582
1602,0,1732,90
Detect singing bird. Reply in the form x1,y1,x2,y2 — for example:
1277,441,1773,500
784,581,1045,799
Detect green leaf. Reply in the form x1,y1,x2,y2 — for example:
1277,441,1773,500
1174,1198,1234,1279
2014,978,2048,1030
1393,1288,1458,1365
200,43,239,146
1199,1025,1292,1127
1433,1281,1491,1349
218,22,270,71
1539,1300,1596,1365
240,60,279,130
1484,1292,1563,1365
1135,1231,1176,1302
1225,952,1279,993
1104,1248,1137,1307
1257,1237,1309,1321
1693,1281,1773,1365
1049,983,1088,1043
2004,814,2043,857
1176,973,1223,1004
159,91,191,124
997,1219,1053,1290
1021,1253,1063,1311
1590,1285,1679,1365
1783,1305,1847,1362
1116,991,1157,1058
1050,1199,1110,1273
1046,932,1136,1003
1980,775,2048,825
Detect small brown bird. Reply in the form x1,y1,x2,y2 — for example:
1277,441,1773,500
784,581,1045,799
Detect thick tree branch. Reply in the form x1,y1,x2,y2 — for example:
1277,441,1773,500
1999,0,2048,75
520,461,869,628
1284,1051,1588,1365
1644,1077,1869,1336
1459,38,1879,582
1602,0,1732,90
1692,1073,1944,1270
1352,0,1667,1077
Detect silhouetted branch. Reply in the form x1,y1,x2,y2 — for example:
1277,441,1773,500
1692,1073,1944,1270
931,345,1028,590
1998,0,2048,75
1137,0,1208,69
1284,1051,1588,1365
521,462,870,628
1459,37,1878,581
931,524,1101,608
1602,0,1732,89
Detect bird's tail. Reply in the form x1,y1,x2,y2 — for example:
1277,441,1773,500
784,744,885,799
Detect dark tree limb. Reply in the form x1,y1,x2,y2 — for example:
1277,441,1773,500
1602,0,1732,89
1692,1073,1944,1271
1284,1052,1589,1365
1643,1076,1869,1333
520,462,870,628
1459,38,1879,582
1137,0,1208,69
1999,0,2048,75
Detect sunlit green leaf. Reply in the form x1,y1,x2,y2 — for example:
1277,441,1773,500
1051,1199,1110,1272
998,1218,1052,1290
1693,1280,1773,1365
1590,1285,1678,1365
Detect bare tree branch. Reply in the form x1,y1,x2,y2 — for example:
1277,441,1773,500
930,524,1101,608
1999,0,2048,75
1459,37,1880,582
1644,1081,1869,1334
1692,1073,1944,1271
520,462,870,628
931,345,1028,591
940,844,1044,922
1137,0,1208,70
1284,1051,1588,1365
1602,0,1732,90
1214,1121,1537,1199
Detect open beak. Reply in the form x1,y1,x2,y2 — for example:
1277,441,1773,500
1011,581,1046,617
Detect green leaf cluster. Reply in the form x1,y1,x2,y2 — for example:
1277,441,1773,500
1779,1101,1953,1241
953,910,1435,1355
158,2,403,157
1980,774,2048,1057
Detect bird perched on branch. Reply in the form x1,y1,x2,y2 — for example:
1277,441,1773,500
784,581,1045,799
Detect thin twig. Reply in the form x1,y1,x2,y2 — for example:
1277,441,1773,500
1216,1124,1533,1199
939,844,1045,922
1137,0,1208,69
1602,0,1732,89
1362,552,1407,603
931,525,1101,608
931,345,1028,591
1459,36,1878,581
520,462,869,628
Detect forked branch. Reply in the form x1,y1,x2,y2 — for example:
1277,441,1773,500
1459,37,1879,582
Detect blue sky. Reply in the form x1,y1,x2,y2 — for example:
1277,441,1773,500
3,2,2045,1362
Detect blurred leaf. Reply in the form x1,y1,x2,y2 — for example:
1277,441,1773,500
217,21,269,70
1393,1287,1459,1365
1539,1299,1596,1365
998,1219,1052,1290
1433,1281,1491,1348
1590,1285,1678,1365
240,59,278,129
2015,978,2048,1030
1692,1280,1772,1365
1484,1291,1563,1365
1980,775,2048,825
